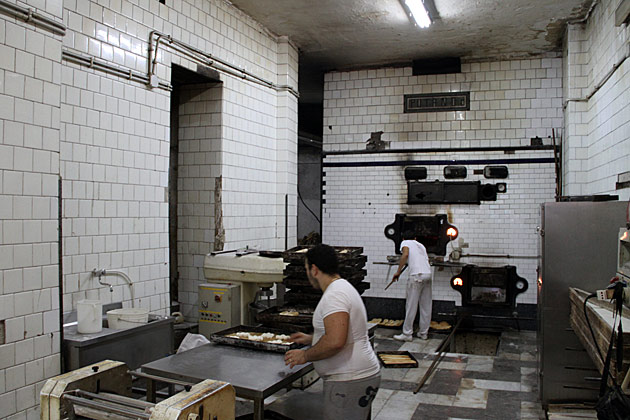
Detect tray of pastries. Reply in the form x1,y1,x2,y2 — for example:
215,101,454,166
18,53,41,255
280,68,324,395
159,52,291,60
210,325,302,353
376,351,418,368
429,321,452,331
369,318,404,328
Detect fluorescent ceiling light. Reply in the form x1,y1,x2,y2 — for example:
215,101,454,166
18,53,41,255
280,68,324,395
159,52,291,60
404,0,431,28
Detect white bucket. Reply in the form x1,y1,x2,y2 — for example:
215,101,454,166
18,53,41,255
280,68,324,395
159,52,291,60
77,300,103,334
106,308,149,330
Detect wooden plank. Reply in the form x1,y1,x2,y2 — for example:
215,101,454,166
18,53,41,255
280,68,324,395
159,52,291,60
569,288,630,385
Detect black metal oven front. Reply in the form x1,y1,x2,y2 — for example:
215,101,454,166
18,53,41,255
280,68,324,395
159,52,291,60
450,265,528,308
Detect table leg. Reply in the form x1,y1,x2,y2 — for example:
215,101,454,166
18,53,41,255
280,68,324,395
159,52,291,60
253,397,264,420
146,378,156,403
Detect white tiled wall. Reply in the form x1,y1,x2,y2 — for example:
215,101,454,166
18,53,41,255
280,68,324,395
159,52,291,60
322,57,562,306
59,60,172,313
1,2,63,419
1,0,298,418
563,0,630,200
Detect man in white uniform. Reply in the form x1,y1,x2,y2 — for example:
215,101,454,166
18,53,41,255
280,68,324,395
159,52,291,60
392,230,433,341
285,244,381,420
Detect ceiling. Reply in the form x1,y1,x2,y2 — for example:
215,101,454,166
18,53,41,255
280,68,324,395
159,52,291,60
229,0,592,104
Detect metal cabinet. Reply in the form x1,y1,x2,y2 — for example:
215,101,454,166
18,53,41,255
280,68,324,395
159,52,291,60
538,201,627,405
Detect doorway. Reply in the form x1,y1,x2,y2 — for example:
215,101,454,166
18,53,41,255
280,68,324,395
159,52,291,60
169,65,222,319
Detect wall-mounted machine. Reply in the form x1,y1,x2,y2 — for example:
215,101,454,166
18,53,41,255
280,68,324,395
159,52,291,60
202,252,285,325
384,213,458,256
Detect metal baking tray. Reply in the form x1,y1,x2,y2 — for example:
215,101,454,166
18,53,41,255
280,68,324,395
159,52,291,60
210,325,303,353
367,319,404,329
283,246,364,264
376,351,418,368
256,305,315,325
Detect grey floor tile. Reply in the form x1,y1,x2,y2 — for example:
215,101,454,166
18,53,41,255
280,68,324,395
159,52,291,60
421,369,465,396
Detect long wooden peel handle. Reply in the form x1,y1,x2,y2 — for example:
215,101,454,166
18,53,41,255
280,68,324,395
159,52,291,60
384,265,407,290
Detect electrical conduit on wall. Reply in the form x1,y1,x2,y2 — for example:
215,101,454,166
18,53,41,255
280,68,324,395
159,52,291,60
147,31,299,97
0,0,66,35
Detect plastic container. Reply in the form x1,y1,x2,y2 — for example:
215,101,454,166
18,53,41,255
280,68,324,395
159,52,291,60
106,308,149,330
77,300,103,334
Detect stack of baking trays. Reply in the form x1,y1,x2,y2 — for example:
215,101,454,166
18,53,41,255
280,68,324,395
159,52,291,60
256,245,369,332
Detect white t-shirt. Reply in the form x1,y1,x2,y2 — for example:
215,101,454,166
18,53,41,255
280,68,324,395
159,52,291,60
400,239,431,276
311,279,380,381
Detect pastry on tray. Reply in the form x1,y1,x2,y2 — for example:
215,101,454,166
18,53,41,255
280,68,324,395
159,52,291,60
225,332,293,345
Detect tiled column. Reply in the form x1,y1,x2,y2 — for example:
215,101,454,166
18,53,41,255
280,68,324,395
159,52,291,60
562,24,589,196
275,36,299,251
0,2,64,418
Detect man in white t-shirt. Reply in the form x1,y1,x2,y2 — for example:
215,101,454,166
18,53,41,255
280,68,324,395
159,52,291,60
391,230,433,342
284,244,381,420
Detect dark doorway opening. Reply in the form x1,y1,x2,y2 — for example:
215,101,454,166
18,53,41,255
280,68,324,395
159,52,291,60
169,64,221,314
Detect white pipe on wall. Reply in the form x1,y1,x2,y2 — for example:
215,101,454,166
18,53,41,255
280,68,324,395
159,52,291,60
0,0,66,35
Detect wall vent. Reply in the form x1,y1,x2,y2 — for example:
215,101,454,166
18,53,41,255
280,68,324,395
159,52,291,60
412,57,461,75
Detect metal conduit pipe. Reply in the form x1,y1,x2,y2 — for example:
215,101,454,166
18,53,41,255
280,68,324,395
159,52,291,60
0,0,66,35
148,30,299,97
62,49,172,91
324,145,555,156
459,253,539,259
564,45,629,107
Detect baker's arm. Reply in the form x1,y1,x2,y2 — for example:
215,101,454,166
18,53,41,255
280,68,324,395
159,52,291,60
392,246,409,282
284,311,348,368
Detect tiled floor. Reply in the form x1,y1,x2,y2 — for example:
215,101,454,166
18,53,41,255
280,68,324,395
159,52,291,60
369,328,544,420
236,327,545,419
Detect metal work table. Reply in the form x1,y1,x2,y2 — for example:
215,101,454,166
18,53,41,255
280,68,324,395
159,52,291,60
141,342,313,420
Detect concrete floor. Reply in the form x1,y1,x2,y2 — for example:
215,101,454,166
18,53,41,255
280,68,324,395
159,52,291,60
236,327,547,419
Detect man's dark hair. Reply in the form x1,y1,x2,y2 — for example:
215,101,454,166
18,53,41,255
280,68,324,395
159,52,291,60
305,244,339,275
402,230,416,240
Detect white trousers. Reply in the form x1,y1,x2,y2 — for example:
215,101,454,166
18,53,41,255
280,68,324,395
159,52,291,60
402,273,432,337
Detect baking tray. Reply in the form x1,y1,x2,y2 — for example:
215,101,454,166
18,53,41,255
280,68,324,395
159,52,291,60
368,318,404,329
283,246,364,264
254,319,313,334
376,351,418,368
256,305,315,325
284,265,367,279
284,274,366,288
210,325,303,353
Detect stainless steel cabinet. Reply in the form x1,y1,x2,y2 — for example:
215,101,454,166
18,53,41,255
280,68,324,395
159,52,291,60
538,201,627,405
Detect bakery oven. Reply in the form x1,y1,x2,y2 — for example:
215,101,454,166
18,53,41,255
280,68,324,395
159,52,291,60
384,213,458,256
450,265,528,308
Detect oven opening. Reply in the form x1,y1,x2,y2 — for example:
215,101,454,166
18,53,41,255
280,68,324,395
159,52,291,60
470,271,509,304
452,330,500,356
470,287,506,304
